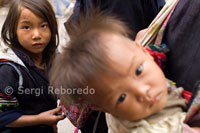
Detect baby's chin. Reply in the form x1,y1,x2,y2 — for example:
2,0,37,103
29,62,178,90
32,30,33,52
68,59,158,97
153,91,168,114
121,93,168,121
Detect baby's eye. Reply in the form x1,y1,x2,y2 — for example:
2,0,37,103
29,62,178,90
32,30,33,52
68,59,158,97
136,65,143,76
117,94,126,104
22,26,30,30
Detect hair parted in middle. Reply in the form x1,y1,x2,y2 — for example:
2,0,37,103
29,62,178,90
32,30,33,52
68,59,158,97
1,0,59,63
50,11,132,102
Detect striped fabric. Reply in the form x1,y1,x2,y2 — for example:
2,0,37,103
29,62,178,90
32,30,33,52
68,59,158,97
139,0,180,46
0,93,19,113
0,61,21,113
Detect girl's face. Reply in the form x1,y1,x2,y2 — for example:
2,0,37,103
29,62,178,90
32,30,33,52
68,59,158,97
91,33,168,121
16,8,51,56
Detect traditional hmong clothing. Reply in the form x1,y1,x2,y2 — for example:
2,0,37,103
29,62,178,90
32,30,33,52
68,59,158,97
0,44,56,133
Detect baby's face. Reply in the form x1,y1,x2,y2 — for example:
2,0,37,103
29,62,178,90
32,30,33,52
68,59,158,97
93,32,168,121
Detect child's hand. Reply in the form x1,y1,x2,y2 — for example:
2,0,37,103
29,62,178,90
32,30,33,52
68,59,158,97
37,107,65,126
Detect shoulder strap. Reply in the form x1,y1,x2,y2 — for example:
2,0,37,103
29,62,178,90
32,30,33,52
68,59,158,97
140,0,180,46
0,60,41,89
0,61,23,88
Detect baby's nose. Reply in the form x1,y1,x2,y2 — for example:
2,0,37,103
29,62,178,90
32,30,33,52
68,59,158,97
136,85,153,102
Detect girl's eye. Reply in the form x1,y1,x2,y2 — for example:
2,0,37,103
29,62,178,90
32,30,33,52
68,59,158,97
136,65,143,76
117,94,126,104
41,24,48,28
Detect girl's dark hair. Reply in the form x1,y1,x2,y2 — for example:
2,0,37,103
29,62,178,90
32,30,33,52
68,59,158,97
1,0,59,62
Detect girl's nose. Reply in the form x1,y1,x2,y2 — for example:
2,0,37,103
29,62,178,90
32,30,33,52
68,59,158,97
32,29,41,40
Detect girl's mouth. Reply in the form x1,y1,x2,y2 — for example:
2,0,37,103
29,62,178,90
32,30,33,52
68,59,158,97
32,43,43,48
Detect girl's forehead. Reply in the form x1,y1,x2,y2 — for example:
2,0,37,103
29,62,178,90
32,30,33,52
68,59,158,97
18,8,46,23
19,8,32,18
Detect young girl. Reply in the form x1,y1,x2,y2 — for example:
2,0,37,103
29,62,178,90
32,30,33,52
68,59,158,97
0,0,64,132
50,13,200,133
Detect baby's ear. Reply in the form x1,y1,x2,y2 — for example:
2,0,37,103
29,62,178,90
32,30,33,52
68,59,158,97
135,28,148,42
135,42,147,52
135,42,153,59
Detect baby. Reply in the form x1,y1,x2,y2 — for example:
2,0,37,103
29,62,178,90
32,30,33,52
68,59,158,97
50,13,194,132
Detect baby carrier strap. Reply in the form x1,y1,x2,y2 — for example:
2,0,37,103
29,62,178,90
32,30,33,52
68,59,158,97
0,60,23,88
139,0,180,47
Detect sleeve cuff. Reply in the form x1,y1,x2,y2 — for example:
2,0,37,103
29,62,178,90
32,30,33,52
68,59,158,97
0,109,22,128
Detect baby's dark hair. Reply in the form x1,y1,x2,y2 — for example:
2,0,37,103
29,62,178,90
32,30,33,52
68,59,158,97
50,11,132,103
1,0,59,62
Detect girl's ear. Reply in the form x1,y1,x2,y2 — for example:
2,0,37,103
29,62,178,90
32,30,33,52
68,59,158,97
135,42,153,60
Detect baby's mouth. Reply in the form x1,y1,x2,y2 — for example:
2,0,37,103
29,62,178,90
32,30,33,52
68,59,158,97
149,92,162,107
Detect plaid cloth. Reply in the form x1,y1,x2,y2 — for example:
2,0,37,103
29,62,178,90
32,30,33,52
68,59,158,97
145,44,168,69
185,92,200,123
184,81,200,126
60,97,92,129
